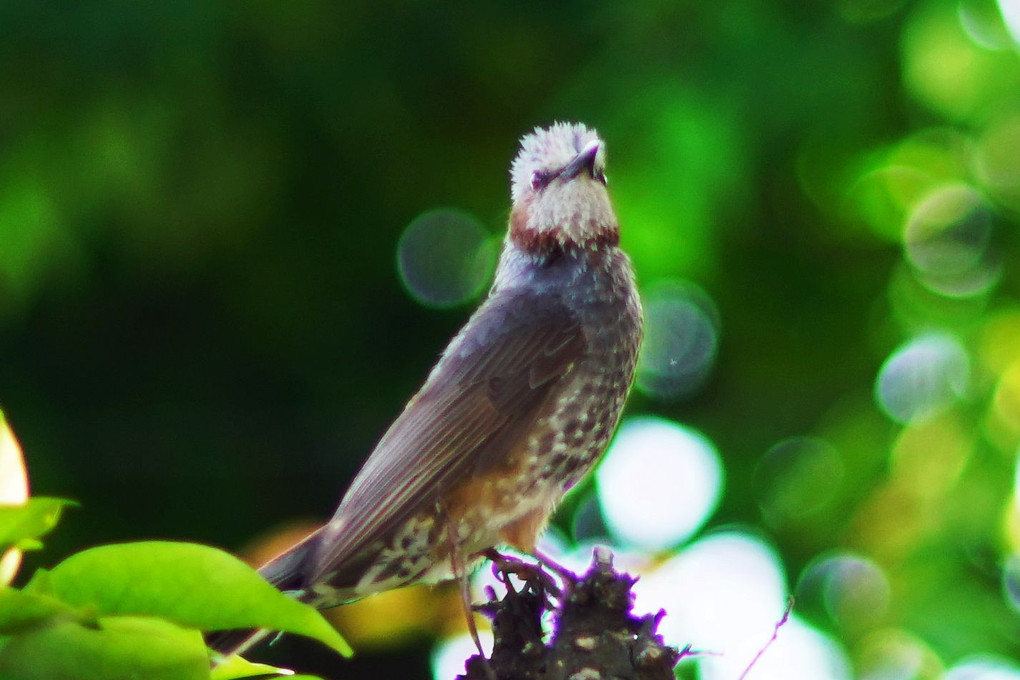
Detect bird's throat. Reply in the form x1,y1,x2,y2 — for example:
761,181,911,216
509,208,620,255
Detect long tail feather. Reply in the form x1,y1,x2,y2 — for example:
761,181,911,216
206,528,322,657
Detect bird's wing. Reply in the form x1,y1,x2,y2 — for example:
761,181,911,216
308,289,586,584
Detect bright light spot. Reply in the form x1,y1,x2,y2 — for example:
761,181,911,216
856,629,942,680
1014,454,1020,513
958,0,1013,49
755,437,844,527
890,415,971,497
875,333,969,424
431,630,492,680
397,208,495,308
1003,554,1020,614
798,553,890,631
0,412,28,586
903,2,991,120
1000,0,1020,45
978,309,1020,376
945,655,1020,680
637,532,849,679
636,532,787,649
596,417,723,551
991,362,1020,447
700,617,852,680
974,116,1020,212
903,184,999,298
636,280,720,400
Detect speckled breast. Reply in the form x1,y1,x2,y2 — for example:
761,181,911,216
446,247,642,556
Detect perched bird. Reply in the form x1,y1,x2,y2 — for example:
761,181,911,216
212,122,642,655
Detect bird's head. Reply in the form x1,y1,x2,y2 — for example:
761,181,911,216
509,122,619,253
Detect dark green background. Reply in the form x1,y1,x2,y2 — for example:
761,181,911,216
2,1,1019,678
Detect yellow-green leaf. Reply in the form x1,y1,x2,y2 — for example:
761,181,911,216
0,615,209,680
47,541,351,656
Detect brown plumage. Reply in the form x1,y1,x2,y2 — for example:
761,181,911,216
211,122,642,655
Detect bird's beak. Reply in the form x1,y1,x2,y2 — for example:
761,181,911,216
561,140,601,181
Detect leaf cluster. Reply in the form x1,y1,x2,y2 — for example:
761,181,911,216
0,501,350,680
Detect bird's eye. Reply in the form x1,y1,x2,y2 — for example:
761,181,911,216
530,170,552,191
594,168,608,185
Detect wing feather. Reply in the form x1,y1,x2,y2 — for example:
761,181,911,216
308,290,585,586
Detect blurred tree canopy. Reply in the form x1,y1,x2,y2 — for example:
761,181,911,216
1,1,1019,678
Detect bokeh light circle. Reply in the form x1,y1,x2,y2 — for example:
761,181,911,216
397,208,495,308
945,655,1020,680
754,437,844,527
636,531,851,679
974,116,1020,212
636,532,787,649
856,629,944,680
905,187,987,272
875,333,969,424
903,184,999,299
1003,554,1020,615
1000,0,1020,45
635,280,720,401
797,552,891,631
595,417,723,551
958,0,1014,49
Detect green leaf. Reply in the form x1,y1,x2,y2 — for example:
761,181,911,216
209,654,296,680
0,615,209,680
0,586,89,634
22,568,54,596
47,541,352,656
0,498,75,552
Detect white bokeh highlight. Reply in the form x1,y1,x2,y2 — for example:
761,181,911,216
596,417,723,551
432,630,493,680
635,531,852,680
875,333,969,424
1000,0,1020,45
945,655,1020,680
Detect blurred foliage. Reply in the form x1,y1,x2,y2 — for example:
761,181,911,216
0,418,340,680
1,0,1019,678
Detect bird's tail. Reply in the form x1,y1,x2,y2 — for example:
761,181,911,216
257,527,321,591
206,528,322,657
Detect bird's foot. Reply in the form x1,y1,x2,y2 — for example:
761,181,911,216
480,548,564,599
531,547,579,582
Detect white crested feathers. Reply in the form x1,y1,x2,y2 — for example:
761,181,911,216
508,122,616,246
510,122,606,204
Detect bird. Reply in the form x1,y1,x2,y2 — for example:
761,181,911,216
211,122,643,656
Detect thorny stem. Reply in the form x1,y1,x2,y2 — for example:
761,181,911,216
736,596,796,680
